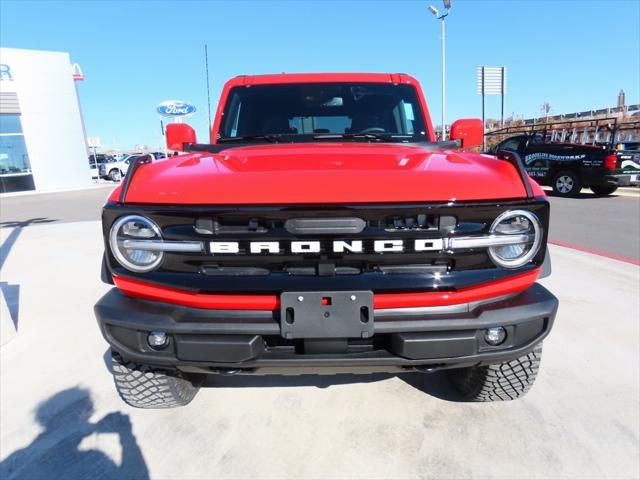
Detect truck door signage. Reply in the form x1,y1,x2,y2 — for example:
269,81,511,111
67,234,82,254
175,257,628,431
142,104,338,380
524,152,586,165
621,158,640,171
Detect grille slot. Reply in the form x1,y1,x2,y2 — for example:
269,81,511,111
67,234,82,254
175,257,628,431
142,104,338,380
377,264,449,275
284,217,366,235
195,217,269,235
200,265,270,276
385,214,437,231
284,265,361,276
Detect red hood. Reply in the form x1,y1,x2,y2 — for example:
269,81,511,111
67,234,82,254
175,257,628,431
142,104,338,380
116,143,535,204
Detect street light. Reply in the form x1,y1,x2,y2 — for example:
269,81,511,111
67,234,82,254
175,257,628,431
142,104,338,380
428,1,451,140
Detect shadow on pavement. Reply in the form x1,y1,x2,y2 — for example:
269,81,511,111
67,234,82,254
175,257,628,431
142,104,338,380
398,371,466,402
0,387,149,480
102,348,464,401
204,372,396,389
0,283,19,330
201,368,465,401
103,348,113,373
0,218,57,331
0,217,57,233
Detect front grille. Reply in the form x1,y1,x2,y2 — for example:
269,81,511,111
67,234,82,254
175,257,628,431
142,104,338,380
385,214,440,231
103,199,549,293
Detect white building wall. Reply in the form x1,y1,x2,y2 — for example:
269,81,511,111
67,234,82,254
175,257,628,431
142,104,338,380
0,48,90,191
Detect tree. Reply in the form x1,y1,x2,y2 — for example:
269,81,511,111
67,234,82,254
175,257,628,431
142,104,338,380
540,102,552,122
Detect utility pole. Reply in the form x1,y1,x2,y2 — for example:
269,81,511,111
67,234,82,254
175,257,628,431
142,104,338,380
428,0,451,140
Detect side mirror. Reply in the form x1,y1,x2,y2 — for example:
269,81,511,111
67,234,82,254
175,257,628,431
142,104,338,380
166,123,197,151
496,150,519,162
449,118,483,148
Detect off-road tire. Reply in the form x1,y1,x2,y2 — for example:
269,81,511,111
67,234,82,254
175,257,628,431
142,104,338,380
590,185,618,196
446,343,543,401
111,350,204,408
552,170,582,197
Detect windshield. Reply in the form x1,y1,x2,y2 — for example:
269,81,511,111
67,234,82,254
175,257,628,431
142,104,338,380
220,83,428,143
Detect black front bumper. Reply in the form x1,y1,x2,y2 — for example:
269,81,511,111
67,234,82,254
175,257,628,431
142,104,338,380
94,284,558,375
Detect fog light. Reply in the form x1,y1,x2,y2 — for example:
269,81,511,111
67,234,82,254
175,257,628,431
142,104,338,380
148,331,168,348
484,327,507,346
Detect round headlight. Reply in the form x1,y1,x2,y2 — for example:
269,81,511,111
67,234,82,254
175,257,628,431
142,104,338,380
488,210,542,269
109,215,163,272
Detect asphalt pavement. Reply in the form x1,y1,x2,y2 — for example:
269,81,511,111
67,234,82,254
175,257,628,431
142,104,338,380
0,221,638,479
545,190,640,263
0,185,114,228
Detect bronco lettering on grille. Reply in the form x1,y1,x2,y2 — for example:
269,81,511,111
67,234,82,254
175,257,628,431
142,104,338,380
209,239,444,254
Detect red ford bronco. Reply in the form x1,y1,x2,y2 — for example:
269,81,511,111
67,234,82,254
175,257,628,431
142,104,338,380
95,73,558,408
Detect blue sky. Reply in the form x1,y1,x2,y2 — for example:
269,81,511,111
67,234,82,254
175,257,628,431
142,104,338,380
2,0,639,150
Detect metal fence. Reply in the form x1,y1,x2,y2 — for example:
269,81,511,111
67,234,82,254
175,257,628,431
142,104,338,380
485,118,640,150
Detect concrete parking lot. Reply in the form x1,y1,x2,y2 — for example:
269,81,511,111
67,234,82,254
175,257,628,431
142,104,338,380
0,190,639,479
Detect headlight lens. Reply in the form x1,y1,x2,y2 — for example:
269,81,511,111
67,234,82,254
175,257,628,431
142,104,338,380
488,210,542,269
109,215,163,272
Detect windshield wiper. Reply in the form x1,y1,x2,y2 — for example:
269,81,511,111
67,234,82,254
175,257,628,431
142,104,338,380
217,132,415,144
218,134,282,143
313,133,414,142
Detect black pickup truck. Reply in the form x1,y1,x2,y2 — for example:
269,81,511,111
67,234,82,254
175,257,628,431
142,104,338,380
491,134,634,197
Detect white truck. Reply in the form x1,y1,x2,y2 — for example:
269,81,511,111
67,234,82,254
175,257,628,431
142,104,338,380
105,153,166,181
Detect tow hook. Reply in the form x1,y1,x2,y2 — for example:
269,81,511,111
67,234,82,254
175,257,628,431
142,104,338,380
414,365,445,373
212,368,242,376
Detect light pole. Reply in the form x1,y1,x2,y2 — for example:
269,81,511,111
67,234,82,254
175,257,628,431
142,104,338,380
428,0,451,140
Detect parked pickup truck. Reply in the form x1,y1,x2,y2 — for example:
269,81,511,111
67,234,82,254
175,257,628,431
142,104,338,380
491,134,634,196
615,142,640,186
88,154,111,179
95,73,558,408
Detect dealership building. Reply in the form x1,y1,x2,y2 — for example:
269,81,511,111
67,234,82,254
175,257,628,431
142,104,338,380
0,47,90,193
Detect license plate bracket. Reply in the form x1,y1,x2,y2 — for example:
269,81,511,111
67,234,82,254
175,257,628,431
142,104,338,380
280,291,374,339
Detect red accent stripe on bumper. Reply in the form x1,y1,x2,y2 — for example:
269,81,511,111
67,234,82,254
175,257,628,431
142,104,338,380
112,268,540,311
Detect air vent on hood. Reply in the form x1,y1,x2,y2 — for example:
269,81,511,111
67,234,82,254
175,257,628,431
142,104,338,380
195,217,268,235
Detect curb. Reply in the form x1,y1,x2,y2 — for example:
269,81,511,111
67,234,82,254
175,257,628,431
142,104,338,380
549,239,640,266
542,186,640,198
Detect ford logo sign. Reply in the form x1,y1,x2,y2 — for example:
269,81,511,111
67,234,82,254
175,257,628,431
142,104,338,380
157,101,196,117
